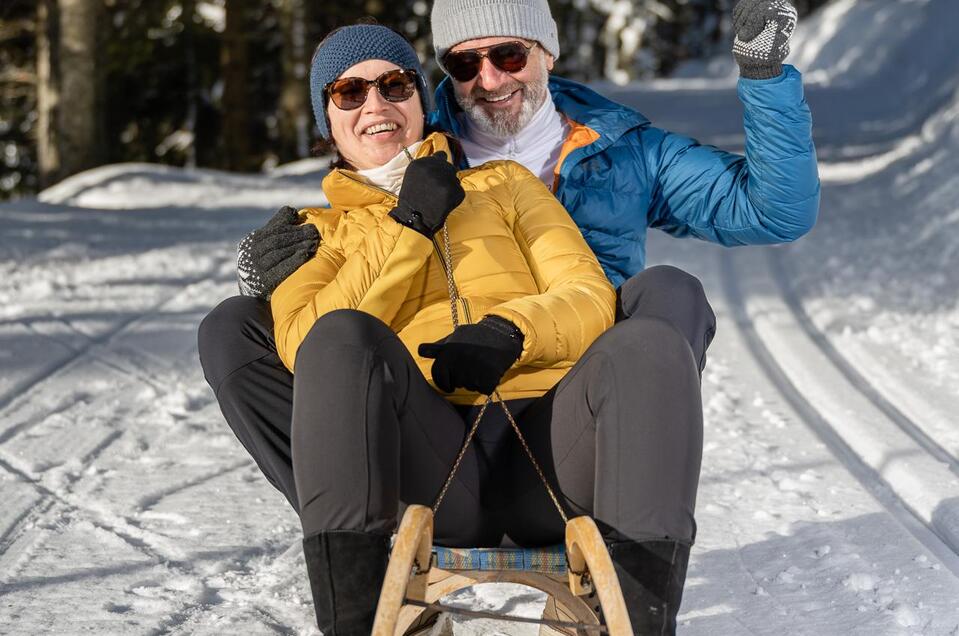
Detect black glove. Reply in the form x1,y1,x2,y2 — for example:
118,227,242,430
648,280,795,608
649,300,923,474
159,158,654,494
237,205,319,299
418,316,524,395
389,151,466,238
732,0,798,79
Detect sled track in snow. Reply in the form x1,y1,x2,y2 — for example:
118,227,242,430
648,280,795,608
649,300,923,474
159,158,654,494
0,253,305,633
768,252,959,479
0,259,232,569
720,250,959,577
0,257,230,420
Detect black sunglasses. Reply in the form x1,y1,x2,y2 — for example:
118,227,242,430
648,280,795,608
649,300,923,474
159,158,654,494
443,41,537,83
325,68,419,111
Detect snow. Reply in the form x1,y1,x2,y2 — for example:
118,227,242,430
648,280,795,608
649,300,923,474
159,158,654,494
1,1,958,634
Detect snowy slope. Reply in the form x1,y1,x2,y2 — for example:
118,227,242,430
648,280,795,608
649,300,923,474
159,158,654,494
2,1,958,634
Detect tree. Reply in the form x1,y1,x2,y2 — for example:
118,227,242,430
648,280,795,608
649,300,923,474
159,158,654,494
1,0,38,198
221,0,256,171
553,0,833,82
36,0,60,187
37,0,102,187
277,0,310,161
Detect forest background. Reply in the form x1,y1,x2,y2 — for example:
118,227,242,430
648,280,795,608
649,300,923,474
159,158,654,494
0,0,829,202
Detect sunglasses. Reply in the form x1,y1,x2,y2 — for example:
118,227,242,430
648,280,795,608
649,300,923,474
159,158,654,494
325,68,419,111
443,41,537,83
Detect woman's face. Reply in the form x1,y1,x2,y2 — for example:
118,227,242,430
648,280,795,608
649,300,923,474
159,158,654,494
327,59,425,170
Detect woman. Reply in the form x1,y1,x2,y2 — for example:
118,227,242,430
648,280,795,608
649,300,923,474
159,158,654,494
260,24,699,636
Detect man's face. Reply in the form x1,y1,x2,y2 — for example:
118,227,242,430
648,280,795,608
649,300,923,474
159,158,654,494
448,36,554,138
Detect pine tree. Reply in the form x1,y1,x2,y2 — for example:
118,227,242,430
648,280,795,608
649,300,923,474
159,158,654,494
1,0,38,198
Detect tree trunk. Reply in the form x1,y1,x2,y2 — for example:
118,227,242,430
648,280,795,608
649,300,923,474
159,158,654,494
37,0,101,186
36,0,60,187
278,0,310,161
221,0,254,171
182,0,198,168
57,0,101,177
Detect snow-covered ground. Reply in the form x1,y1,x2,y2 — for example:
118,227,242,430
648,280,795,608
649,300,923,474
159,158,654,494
1,0,958,633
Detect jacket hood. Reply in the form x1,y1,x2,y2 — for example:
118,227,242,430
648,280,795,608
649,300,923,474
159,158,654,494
322,132,453,210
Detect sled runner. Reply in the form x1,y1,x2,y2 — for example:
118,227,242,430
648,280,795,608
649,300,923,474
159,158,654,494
372,227,633,635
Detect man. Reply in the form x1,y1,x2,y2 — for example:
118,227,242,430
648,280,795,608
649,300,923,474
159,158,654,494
198,1,818,632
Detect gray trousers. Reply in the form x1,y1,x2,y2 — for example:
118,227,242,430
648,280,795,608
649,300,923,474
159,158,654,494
198,265,715,547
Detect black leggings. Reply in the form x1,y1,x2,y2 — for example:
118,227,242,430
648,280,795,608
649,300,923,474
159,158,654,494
198,265,715,546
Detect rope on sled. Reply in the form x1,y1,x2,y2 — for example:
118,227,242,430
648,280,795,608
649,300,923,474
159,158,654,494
430,224,569,525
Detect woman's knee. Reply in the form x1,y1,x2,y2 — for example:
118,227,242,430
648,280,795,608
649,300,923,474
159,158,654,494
296,309,392,364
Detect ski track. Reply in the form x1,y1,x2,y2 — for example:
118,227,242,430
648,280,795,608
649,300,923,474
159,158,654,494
0,257,230,416
0,242,312,634
721,250,959,576
0,449,298,633
135,460,251,512
1,447,222,572
0,241,281,634
0,267,230,573
767,251,959,479
0,454,174,571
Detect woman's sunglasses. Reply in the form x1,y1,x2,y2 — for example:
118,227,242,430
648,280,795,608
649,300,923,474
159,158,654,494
325,69,419,111
443,41,537,83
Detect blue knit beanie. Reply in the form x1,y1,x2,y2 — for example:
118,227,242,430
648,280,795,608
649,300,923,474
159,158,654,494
309,24,431,140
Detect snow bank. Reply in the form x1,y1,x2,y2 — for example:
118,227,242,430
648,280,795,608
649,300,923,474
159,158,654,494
39,160,331,211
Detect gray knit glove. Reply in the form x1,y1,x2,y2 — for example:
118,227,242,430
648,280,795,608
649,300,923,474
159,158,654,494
732,0,798,79
237,206,319,299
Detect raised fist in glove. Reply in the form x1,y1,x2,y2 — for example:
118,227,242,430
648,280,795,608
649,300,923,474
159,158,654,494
237,205,319,299
732,0,798,79
389,151,466,238
418,316,524,395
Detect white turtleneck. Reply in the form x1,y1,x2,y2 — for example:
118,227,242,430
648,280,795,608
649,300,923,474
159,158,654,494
456,92,569,189
355,140,425,195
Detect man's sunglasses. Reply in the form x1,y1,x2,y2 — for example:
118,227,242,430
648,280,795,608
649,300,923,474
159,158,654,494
443,41,537,83
325,69,419,111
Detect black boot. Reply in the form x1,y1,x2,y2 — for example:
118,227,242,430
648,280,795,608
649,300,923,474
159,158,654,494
302,530,390,635
608,540,690,635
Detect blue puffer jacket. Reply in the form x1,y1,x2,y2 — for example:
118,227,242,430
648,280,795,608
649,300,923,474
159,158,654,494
430,65,820,287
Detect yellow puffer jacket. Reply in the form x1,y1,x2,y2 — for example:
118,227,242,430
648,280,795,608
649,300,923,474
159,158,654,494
271,133,615,405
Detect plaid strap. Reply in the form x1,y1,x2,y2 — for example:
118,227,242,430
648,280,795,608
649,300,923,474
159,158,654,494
433,545,567,575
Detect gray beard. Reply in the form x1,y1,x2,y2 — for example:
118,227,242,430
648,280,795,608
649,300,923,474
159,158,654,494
455,68,549,138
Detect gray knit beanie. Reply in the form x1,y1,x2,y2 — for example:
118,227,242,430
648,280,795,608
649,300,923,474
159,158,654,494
309,24,431,139
431,0,560,70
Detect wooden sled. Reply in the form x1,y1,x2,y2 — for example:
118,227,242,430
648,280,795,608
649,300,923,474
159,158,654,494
372,504,633,635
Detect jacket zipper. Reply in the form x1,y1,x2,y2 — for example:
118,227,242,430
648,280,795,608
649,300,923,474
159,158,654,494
341,171,475,325
461,297,474,324
430,237,474,326
340,171,398,202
